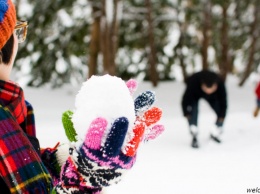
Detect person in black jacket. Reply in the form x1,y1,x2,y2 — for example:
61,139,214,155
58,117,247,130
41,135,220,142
181,70,228,148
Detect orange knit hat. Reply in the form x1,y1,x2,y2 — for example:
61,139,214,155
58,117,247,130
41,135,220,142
0,0,16,49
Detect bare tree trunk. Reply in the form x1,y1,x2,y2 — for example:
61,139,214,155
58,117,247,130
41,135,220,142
108,0,120,75
239,4,259,86
174,30,188,82
105,15,114,75
145,0,158,87
201,1,212,70
174,2,190,82
179,34,188,82
219,3,230,81
100,0,108,74
100,0,120,76
88,5,101,78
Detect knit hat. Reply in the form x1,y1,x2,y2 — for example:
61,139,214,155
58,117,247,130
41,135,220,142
0,0,16,49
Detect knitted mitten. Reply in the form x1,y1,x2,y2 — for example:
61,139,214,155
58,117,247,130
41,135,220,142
53,75,164,194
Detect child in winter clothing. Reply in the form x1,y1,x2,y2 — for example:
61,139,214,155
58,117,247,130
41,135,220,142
0,0,53,193
253,81,260,117
181,70,228,148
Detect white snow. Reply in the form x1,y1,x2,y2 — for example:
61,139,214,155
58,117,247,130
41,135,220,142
22,75,260,194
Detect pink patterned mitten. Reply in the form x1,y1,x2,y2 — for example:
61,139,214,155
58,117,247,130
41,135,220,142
54,75,164,194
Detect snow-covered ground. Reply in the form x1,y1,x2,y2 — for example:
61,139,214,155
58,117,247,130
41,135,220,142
23,75,260,194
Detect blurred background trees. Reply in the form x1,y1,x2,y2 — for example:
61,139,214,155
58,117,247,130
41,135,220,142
13,0,260,87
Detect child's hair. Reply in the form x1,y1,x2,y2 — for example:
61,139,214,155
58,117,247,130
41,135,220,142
200,70,219,87
0,34,14,64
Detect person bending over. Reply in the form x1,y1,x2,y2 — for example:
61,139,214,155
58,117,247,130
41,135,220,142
181,70,228,148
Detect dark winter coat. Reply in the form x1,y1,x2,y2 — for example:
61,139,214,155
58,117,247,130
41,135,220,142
181,71,227,119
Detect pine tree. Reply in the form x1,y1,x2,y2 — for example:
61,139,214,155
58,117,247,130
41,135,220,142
13,0,260,87
118,0,175,82
15,0,91,87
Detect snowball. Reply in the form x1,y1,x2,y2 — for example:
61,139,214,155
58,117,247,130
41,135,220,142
72,74,136,140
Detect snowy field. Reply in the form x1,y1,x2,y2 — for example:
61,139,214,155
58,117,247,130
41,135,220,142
22,75,260,194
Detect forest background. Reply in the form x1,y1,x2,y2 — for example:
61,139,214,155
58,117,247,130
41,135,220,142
10,2,260,193
12,0,260,88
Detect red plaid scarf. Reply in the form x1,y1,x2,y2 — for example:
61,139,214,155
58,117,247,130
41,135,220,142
0,80,27,125
0,80,36,137
0,80,53,193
